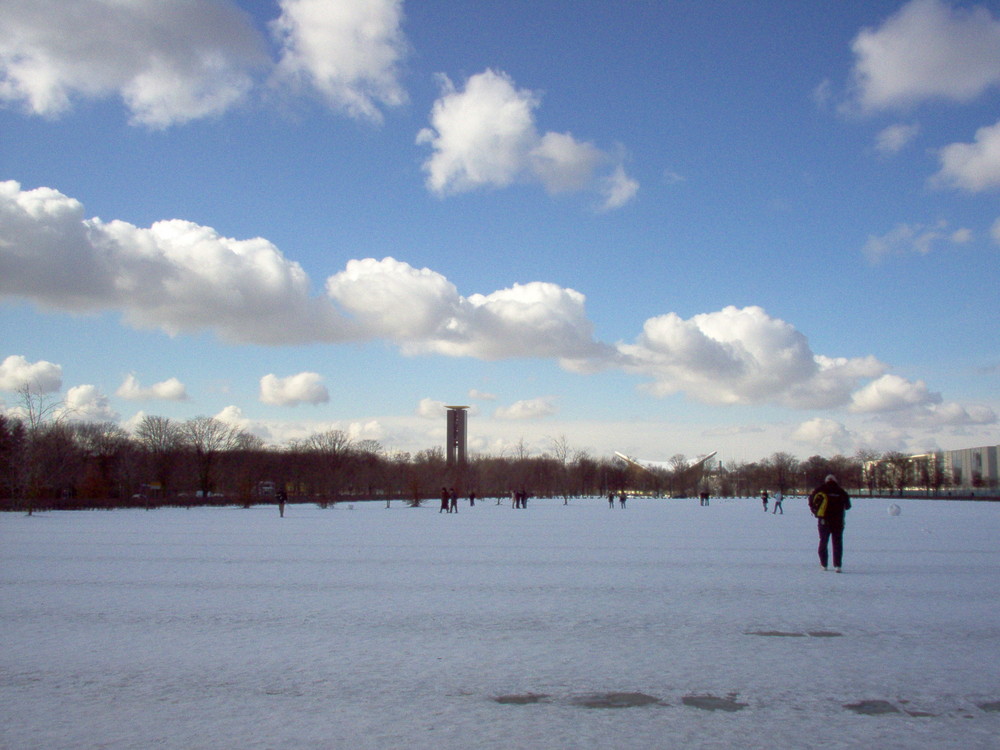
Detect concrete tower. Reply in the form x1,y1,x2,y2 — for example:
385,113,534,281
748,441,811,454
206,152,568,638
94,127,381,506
445,406,469,466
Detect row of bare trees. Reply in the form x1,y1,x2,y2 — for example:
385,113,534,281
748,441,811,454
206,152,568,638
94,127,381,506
0,406,978,512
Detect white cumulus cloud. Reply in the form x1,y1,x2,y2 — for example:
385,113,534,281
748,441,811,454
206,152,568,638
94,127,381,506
791,418,853,454
494,397,557,420
0,0,266,127
933,119,1000,192
0,181,350,344
849,0,1000,111
0,354,62,393
116,374,188,401
326,257,609,361
61,384,118,422
416,398,446,419
417,69,637,207
849,374,940,413
617,306,883,408
270,0,407,122
600,164,640,212
259,372,329,406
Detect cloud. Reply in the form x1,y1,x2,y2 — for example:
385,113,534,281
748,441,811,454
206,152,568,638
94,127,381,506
3,181,988,431
214,404,249,427
862,220,972,262
0,0,266,127
116,374,188,401
416,398,446,419
61,384,118,422
259,372,329,406
933,119,1000,192
849,374,996,427
0,181,350,344
494,397,557,420
1,183,615,362
849,0,1000,112
600,165,640,212
469,389,497,401
270,0,407,122
0,354,62,393
875,122,920,154
417,69,637,207
917,401,997,427
791,418,853,454
849,374,940,413
617,306,884,408
326,257,609,361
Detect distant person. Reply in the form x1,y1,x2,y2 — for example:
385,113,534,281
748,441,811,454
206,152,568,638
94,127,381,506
277,490,286,518
449,487,458,513
808,474,851,572
440,487,450,513
700,490,710,507
761,490,769,512
619,491,627,509
772,490,783,515
608,492,615,509
469,491,476,507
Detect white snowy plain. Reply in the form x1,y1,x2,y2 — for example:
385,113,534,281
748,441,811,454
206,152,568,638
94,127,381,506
2,496,999,750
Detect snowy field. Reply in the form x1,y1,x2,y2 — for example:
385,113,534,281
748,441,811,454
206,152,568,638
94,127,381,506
2,495,999,750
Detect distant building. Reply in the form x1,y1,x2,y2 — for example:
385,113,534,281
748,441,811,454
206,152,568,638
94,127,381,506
863,445,999,493
445,406,469,466
942,445,999,489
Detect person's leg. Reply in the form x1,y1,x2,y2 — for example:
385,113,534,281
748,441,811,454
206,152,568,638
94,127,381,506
817,521,830,568
831,525,844,569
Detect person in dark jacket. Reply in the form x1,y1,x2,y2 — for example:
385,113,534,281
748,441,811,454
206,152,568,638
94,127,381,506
808,474,851,572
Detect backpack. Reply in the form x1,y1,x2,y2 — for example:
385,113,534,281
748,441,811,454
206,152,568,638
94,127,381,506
809,490,828,518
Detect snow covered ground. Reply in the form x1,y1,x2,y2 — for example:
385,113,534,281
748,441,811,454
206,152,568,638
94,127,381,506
3,495,999,749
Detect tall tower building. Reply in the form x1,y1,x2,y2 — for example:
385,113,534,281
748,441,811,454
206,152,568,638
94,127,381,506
445,406,469,466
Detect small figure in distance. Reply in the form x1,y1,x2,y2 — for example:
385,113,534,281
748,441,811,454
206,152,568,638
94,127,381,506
760,489,769,512
808,474,851,572
440,487,449,514
772,490,783,514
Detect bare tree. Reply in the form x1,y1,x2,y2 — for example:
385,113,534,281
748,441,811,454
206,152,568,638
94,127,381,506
765,452,800,494
882,451,911,496
73,422,130,501
15,383,68,430
135,415,182,501
304,429,354,504
182,416,244,499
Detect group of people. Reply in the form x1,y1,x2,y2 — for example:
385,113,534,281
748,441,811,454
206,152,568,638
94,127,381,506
759,489,784,514
332,473,854,573
607,491,628,508
439,487,460,513
696,477,853,572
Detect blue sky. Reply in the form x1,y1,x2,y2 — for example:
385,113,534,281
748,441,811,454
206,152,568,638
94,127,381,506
1,0,998,464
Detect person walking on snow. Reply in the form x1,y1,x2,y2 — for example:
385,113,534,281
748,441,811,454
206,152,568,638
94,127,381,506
772,490,783,514
808,474,851,572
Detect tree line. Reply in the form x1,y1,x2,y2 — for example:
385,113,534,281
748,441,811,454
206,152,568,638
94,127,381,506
4,401,976,512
